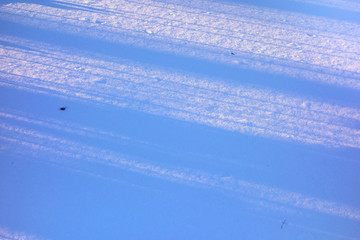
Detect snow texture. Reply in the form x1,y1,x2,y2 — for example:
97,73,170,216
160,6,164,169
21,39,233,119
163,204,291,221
0,0,359,239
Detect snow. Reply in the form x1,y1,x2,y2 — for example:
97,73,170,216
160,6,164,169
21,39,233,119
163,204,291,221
0,0,359,239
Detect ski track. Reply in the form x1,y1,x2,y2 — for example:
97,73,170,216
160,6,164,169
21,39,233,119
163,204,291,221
0,115,360,222
0,0,359,89
0,36,359,148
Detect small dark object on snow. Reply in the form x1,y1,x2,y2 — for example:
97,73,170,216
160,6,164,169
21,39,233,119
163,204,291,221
60,107,66,111
231,52,235,55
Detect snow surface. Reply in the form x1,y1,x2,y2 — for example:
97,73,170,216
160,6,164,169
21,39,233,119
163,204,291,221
0,0,359,239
